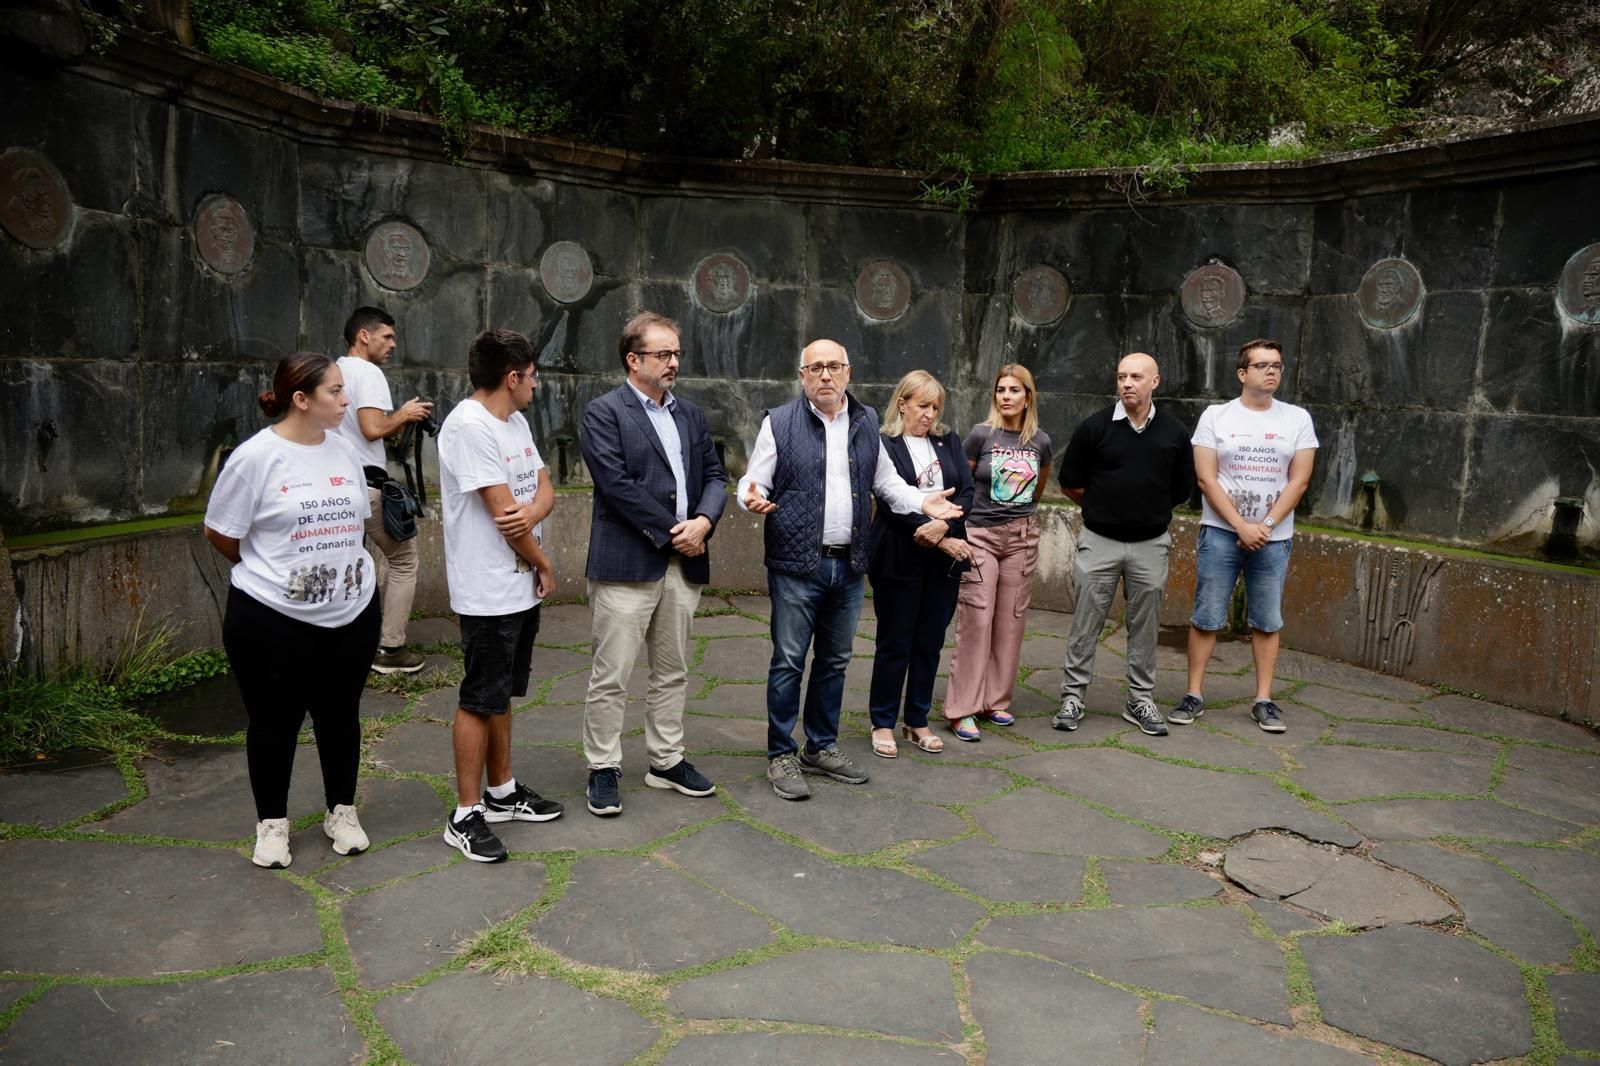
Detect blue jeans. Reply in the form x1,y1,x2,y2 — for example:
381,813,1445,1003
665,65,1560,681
766,559,865,759
1190,524,1293,633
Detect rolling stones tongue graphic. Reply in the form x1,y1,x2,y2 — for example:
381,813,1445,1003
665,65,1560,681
991,449,1039,505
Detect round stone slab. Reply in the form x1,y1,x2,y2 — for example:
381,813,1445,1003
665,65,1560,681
1557,243,1600,325
1180,263,1245,328
365,220,430,291
540,240,593,303
0,148,72,248
1012,264,1070,325
855,259,912,321
193,194,253,275
1358,257,1424,329
693,252,751,313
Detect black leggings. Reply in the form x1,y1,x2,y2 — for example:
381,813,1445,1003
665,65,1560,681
222,585,381,819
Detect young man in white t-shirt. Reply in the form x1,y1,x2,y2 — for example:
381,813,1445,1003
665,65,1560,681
437,329,563,862
1176,339,1318,734
332,306,436,674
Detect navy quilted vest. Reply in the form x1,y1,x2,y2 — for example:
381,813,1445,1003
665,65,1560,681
764,394,879,575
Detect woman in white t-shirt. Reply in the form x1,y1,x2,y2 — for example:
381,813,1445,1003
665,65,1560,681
204,353,381,870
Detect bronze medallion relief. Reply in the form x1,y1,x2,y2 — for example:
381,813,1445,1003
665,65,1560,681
855,259,911,321
693,253,751,313
1181,263,1246,328
0,148,72,249
1358,258,1424,329
540,240,594,304
365,221,430,291
1012,265,1070,325
1557,244,1600,327
194,195,254,275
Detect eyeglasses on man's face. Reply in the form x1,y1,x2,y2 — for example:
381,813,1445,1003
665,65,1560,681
633,349,683,364
1248,362,1284,374
800,361,849,378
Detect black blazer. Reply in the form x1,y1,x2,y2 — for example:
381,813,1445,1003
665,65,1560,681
867,430,976,582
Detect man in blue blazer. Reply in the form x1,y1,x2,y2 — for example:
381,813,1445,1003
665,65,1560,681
577,312,728,817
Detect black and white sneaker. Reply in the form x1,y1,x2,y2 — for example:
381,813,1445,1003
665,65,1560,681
587,768,623,817
1054,694,1085,731
1168,693,1205,725
645,760,717,797
482,782,564,823
444,807,508,863
1123,697,1169,737
1251,700,1287,733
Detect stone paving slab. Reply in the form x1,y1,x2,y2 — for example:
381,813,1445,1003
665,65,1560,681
1374,842,1580,963
1291,684,1428,720
505,703,590,744
0,761,127,828
667,948,962,1042
1292,746,1494,801
528,854,773,972
691,612,771,636
529,604,596,646
1156,669,1264,707
0,969,364,1064
662,822,984,948
315,837,457,895
544,665,648,704
1285,852,1454,928
343,858,547,987
825,743,1013,804
0,981,32,1015
1481,844,1600,935
1006,708,1131,746
967,952,1146,1066
971,787,1169,858
723,777,967,855
682,682,767,718
1420,694,1600,750
1496,766,1600,824
375,968,658,1064
1010,748,1361,845
497,787,716,851
358,688,410,719
980,906,1291,1023
1202,706,1332,747
0,840,322,976
679,713,769,752
1146,1001,1371,1065
1103,860,1221,904
1327,721,1504,755
89,743,326,841
367,721,454,775
287,777,441,857
1505,745,1600,788
724,595,773,618
909,838,1085,902
1249,898,1325,936
1549,973,1600,1051
1338,798,1578,842
405,615,461,645
660,1033,961,1065
1123,728,1284,772
1225,833,1335,897
1303,924,1532,1066
408,686,462,722
1273,651,1434,701
698,637,779,681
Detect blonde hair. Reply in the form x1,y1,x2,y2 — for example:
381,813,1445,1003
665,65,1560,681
983,363,1040,444
880,370,948,438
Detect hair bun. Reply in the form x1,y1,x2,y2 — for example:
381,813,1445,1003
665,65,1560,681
257,389,283,418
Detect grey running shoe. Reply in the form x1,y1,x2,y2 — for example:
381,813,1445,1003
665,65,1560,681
1053,694,1085,732
767,753,811,800
1251,700,1287,733
1168,693,1205,725
799,745,870,784
1123,697,1169,737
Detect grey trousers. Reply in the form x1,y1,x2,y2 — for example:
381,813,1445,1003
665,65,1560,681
1060,527,1172,704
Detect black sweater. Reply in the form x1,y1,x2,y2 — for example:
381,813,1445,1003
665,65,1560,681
1057,405,1196,542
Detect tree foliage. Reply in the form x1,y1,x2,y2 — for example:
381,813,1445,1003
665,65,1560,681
170,0,1453,170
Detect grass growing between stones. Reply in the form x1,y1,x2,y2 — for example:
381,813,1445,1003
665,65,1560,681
1080,858,1111,907
1521,966,1570,1066
1282,939,1321,1023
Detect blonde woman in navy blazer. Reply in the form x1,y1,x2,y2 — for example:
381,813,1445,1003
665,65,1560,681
866,371,977,758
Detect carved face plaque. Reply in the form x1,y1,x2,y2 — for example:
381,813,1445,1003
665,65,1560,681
1180,263,1245,328
855,259,911,321
540,240,593,303
1358,257,1423,329
1557,244,1600,326
1012,265,1070,325
0,149,71,249
194,195,254,274
693,253,751,313
365,221,430,291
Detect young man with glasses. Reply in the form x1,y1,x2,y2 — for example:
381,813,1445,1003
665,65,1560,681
576,312,728,818
1177,339,1318,733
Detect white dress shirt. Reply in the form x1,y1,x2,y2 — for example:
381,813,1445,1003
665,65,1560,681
628,382,689,523
737,401,925,542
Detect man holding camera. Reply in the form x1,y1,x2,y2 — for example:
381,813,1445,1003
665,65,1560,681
334,306,435,674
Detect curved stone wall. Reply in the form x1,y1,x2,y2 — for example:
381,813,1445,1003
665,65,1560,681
2,27,1598,563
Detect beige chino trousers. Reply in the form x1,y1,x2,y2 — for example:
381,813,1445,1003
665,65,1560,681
364,485,418,648
582,557,702,771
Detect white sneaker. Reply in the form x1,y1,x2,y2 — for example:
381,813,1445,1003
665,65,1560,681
253,817,293,868
323,804,369,856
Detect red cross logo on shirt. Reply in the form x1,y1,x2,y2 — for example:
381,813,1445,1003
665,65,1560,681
280,485,289,493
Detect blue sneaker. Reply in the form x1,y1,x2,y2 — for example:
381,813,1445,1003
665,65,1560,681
645,760,716,797
586,768,623,817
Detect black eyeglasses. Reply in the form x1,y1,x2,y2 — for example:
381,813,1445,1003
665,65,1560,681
800,361,849,378
633,349,683,364
1248,362,1284,373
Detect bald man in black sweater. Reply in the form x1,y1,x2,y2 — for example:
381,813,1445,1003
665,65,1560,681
1054,353,1195,738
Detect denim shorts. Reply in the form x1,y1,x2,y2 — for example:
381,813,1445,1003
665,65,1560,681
1190,525,1293,634
458,606,540,714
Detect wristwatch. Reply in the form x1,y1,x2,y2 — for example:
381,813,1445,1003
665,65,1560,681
1263,516,1277,529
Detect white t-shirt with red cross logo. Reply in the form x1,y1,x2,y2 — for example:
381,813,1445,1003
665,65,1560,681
1192,397,1318,542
